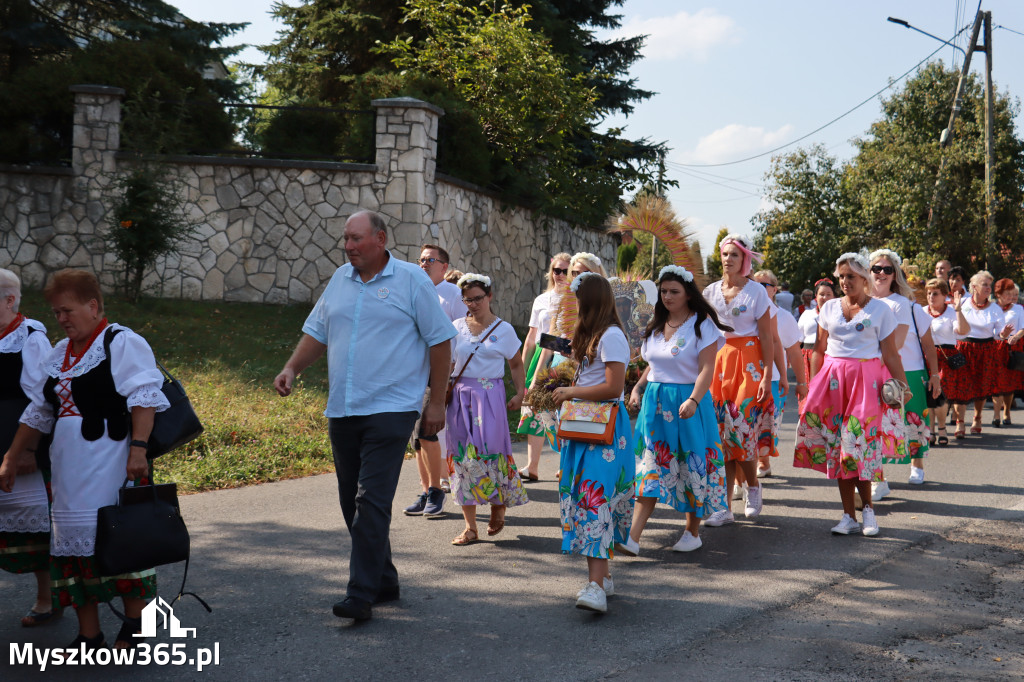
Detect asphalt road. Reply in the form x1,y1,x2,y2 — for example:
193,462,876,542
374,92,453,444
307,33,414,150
3,396,1023,681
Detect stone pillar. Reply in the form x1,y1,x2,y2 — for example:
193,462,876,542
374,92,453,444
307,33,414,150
371,97,443,255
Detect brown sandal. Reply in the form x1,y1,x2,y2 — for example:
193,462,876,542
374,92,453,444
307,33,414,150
487,506,506,536
452,529,479,546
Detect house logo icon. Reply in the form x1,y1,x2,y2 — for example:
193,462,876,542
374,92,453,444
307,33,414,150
136,597,197,638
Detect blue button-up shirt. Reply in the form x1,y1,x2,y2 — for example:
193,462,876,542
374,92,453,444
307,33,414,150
302,251,457,418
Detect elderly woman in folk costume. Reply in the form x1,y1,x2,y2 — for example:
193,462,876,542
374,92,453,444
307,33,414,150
992,278,1024,425
795,253,909,537
868,249,941,498
516,253,571,480
701,234,774,526
621,265,730,556
0,269,169,650
0,269,56,628
446,273,528,546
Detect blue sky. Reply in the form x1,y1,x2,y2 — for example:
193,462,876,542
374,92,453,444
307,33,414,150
172,0,1024,257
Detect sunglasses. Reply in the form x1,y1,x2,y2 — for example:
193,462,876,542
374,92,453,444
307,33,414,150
552,267,568,276
759,281,777,288
462,294,487,304
870,265,895,275
419,257,446,265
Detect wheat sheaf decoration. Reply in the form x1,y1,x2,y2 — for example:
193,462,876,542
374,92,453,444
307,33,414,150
611,193,705,288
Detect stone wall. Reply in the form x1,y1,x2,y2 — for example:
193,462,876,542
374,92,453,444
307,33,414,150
0,86,615,326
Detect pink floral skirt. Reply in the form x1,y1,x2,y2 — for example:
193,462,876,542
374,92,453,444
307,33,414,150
795,356,903,481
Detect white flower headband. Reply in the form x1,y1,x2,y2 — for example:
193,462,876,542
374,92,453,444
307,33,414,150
721,233,752,250
570,271,600,293
570,252,602,271
657,265,694,283
836,252,869,271
869,248,902,268
457,273,492,289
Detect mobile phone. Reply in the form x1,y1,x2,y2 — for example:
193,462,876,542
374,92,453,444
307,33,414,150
538,333,571,355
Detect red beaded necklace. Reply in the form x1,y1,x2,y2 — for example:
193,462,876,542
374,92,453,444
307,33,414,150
62,318,108,371
0,313,24,340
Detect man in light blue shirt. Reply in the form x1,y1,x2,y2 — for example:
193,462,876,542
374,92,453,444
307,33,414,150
274,210,455,621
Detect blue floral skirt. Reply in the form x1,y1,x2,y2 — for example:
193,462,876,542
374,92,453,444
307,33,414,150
633,382,725,517
558,402,635,558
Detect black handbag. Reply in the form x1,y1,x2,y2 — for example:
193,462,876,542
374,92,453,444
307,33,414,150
946,352,967,370
1009,351,1024,372
95,479,189,576
147,361,204,458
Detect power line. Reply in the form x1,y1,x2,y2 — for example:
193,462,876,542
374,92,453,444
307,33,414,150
664,162,764,188
995,25,1024,38
674,26,969,168
670,166,763,198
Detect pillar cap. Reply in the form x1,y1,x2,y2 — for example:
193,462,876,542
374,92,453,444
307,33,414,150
69,85,126,97
371,97,444,117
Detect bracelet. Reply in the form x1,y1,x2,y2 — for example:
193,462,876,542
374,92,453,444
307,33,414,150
130,440,150,450
683,397,696,405
796,382,808,386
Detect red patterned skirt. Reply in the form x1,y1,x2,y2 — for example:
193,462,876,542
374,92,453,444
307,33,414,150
997,337,1024,394
801,348,813,387
944,338,1008,403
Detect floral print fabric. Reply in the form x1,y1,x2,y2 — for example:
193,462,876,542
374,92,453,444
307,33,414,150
517,346,559,448
559,404,635,558
795,356,903,481
634,382,724,517
712,337,776,463
446,378,528,508
882,368,930,464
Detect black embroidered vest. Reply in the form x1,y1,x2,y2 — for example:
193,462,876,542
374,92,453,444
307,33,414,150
0,325,43,458
43,327,131,442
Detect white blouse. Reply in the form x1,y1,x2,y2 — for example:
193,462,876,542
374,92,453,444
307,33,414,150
1002,303,1024,335
960,299,1005,339
641,316,724,385
878,293,930,373
773,308,802,381
528,290,557,336
817,298,897,360
703,279,771,338
576,326,630,400
928,305,963,347
0,318,52,535
451,318,520,380
798,309,819,345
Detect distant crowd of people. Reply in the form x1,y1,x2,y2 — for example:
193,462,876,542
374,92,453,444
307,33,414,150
4,211,1022,639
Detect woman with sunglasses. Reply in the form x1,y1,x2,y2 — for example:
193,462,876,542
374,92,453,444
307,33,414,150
447,273,528,546
702,234,774,526
798,279,836,386
795,253,907,537
944,271,1014,436
869,249,940,495
516,253,572,480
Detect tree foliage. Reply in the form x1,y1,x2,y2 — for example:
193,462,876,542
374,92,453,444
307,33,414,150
704,227,729,280
756,63,1024,287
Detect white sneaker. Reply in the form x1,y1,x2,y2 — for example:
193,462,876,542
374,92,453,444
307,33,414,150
732,482,747,500
704,510,735,527
908,467,925,485
575,581,607,613
862,506,879,536
615,537,640,557
871,480,891,501
830,513,861,535
671,530,703,552
576,576,614,598
744,485,763,519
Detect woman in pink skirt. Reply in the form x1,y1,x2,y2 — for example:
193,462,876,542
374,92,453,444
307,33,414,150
794,253,909,537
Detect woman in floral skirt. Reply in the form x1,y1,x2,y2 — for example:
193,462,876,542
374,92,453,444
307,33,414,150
702,234,774,525
551,273,634,614
622,265,729,555
447,273,528,546
869,249,940,496
795,253,908,537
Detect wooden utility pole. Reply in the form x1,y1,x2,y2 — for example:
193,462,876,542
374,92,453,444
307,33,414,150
982,11,996,269
652,150,665,267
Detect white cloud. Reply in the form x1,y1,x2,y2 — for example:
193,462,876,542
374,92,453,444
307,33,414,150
678,123,796,165
614,8,740,62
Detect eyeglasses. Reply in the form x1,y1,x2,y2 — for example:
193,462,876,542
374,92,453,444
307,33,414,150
462,295,486,304
419,257,446,265
552,267,568,276
759,281,777,288
570,270,582,278
870,265,895,275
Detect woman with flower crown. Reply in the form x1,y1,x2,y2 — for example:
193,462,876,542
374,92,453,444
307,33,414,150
868,248,941,498
620,265,731,556
446,273,528,546
550,272,634,614
701,234,774,526
795,253,908,537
